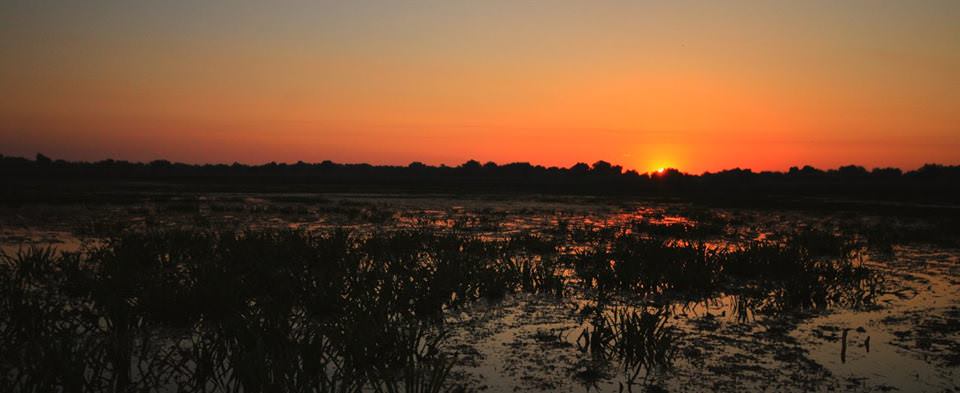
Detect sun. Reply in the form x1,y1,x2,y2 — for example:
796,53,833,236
656,167,665,174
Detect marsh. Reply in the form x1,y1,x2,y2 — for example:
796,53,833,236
2,194,957,392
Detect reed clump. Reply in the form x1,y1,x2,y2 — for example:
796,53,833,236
572,229,878,313
0,229,503,392
0,220,880,392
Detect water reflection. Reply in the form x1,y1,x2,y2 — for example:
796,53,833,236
1,196,957,392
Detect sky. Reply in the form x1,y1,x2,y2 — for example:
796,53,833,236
1,1,958,173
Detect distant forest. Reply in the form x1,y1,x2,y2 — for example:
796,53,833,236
3,154,960,203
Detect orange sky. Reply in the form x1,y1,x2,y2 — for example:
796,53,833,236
1,1,958,173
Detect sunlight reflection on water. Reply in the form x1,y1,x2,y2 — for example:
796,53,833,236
1,195,957,392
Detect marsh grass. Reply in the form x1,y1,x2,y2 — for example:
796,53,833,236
1,227,572,392
860,217,960,252
577,306,678,386
0,230,481,392
0,217,881,392
573,228,878,314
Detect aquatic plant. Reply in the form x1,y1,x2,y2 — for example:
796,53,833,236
0,229,486,393
572,228,878,315
577,306,678,385
0,218,883,392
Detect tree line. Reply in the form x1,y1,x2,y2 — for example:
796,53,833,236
2,153,959,201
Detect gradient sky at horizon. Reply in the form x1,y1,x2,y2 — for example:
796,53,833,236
1,1,958,173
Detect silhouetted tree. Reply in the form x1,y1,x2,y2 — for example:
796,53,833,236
838,165,868,178
35,153,52,164
871,167,902,177
3,153,959,201
570,163,590,174
461,160,482,171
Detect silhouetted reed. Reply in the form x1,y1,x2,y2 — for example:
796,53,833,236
0,230,484,392
860,217,960,252
0,227,587,392
577,306,678,386
722,239,878,312
572,229,878,314
0,217,883,391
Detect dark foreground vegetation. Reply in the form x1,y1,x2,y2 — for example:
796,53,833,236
3,154,960,203
1,222,880,392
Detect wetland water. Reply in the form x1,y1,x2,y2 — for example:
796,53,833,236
1,194,958,392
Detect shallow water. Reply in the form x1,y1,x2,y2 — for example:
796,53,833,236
1,194,957,392
794,248,960,391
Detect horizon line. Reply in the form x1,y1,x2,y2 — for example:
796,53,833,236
6,152,957,176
